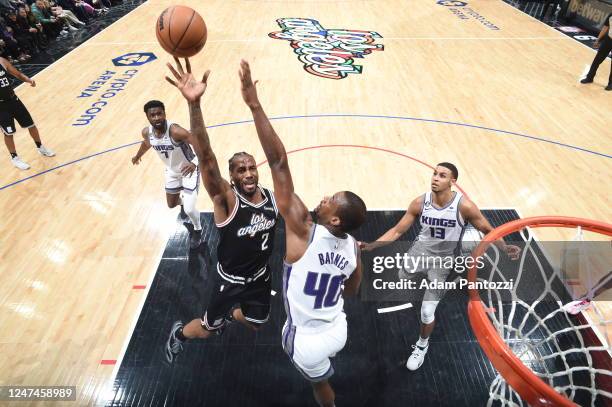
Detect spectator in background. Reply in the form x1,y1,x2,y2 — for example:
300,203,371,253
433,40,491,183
74,0,97,21
56,0,89,24
580,13,612,91
539,0,562,21
0,0,23,14
0,22,29,61
84,0,109,14
46,0,85,30
30,0,65,37
5,10,38,54
17,7,47,49
0,36,22,63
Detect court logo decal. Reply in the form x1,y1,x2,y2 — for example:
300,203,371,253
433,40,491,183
437,0,467,6
436,1,500,30
112,52,157,67
269,18,383,80
72,52,158,127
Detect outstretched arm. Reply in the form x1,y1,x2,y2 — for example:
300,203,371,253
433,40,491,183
239,59,310,239
362,196,422,251
460,199,521,260
131,127,151,164
165,58,234,217
0,57,35,86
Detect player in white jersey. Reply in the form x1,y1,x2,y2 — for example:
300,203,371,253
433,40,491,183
362,163,520,371
239,60,367,407
131,100,202,248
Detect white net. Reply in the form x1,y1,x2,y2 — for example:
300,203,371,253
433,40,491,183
474,225,611,407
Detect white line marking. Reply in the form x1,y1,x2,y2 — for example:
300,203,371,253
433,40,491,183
377,303,413,314
103,231,165,404
385,36,568,40
85,37,569,46
497,0,597,53
14,1,149,91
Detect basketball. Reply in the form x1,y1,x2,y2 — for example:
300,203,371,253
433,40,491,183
155,6,207,58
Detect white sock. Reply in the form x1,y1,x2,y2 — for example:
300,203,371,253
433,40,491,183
182,190,201,231
416,336,429,348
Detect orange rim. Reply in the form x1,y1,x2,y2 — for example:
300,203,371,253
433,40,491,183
467,216,612,407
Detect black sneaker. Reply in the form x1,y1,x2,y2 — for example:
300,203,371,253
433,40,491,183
580,77,593,84
179,204,188,220
190,229,202,249
165,321,184,363
605,84,612,91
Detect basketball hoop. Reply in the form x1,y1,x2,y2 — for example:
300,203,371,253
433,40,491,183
467,217,612,406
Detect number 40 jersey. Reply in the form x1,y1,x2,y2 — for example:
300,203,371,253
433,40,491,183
283,224,358,329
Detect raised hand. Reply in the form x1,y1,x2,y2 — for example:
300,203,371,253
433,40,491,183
358,241,371,252
238,59,261,110
166,57,210,103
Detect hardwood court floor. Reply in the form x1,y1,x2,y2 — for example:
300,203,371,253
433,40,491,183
0,0,610,405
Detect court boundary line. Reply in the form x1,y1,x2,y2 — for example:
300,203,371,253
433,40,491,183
102,215,169,406
1,113,609,192
84,36,571,45
498,0,598,54
13,1,149,92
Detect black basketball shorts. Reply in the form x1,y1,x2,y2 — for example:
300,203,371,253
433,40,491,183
0,96,34,135
201,266,272,331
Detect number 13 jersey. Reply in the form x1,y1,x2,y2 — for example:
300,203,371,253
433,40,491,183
417,191,466,255
283,224,358,330
216,186,278,283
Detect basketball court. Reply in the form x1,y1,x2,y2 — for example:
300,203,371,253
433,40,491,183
0,0,610,405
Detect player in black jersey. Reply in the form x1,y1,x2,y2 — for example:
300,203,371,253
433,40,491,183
163,58,279,363
0,56,54,170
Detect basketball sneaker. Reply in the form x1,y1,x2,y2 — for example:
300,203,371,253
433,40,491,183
11,156,30,170
165,320,185,363
580,77,594,84
563,298,592,315
37,145,55,157
406,344,428,371
179,204,188,220
190,229,202,249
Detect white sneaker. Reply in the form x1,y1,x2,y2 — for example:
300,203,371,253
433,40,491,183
68,25,78,31
11,156,30,170
563,298,592,315
406,344,428,371
38,145,55,157
60,30,68,36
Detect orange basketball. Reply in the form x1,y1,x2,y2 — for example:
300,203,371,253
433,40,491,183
155,6,207,58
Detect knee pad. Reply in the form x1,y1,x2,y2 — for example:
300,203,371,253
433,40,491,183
421,300,439,325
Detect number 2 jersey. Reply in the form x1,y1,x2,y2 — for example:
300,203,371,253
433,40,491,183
283,224,358,330
216,186,278,283
147,121,198,173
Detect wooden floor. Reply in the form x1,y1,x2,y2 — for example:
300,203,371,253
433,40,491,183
0,0,610,405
